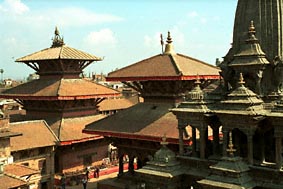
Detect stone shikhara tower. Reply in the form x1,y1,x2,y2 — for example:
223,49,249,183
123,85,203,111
221,0,283,96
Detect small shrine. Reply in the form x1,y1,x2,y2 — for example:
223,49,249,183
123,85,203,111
134,136,183,189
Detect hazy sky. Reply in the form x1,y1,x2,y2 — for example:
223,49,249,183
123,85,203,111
0,0,237,80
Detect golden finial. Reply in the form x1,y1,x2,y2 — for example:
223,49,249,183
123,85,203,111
166,31,172,44
52,26,65,48
226,131,236,156
164,31,176,55
55,26,60,36
161,134,168,146
249,20,255,34
238,73,245,86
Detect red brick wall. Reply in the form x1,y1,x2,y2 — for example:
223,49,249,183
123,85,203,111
57,139,108,173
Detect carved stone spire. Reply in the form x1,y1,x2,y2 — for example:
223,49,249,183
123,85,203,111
225,0,283,62
51,26,65,48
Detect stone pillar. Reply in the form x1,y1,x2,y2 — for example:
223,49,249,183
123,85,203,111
259,133,265,163
222,128,229,157
247,134,254,165
199,127,206,159
212,126,220,156
275,136,282,169
118,155,124,177
192,127,197,157
178,120,187,156
128,156,135,175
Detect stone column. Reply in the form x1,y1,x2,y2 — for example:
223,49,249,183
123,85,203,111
192,127,197,157
178,120,187,156
275,136,282,169
212,126,220,156
222,128,229,157
247,134,254,165
118,155,124,177
128,156,135,175
199,127,207,159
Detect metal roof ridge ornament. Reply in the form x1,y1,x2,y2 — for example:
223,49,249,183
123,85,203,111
164,31,176,55
51,26,65,48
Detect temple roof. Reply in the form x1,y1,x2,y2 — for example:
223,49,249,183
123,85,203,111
84,102,189,144
9,120,58,151
107,54,220,81
0,78,120,100
46,114,106,144
107,32,220,82
0,175,27,188
229,21,270,67
215,74,266,115
16,27,101,62
4,164,39,177
16,45,102,62
98,98,135,112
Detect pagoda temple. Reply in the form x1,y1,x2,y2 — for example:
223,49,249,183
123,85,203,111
86,0,283,189
84,32,220,185
0,27,120,174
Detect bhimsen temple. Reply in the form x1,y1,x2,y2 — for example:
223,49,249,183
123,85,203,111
0,27,120,176
84,0,283,189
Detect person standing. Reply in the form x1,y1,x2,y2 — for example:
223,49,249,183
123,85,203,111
61,174,66,189
96,167,100,178
82,176,87,189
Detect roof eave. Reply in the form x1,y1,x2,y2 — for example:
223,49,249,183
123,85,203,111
106,75,220,82
0,93,120,100
83,129,187,145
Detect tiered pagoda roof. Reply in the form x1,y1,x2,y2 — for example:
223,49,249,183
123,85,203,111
0,27,120,143
0,78,119,100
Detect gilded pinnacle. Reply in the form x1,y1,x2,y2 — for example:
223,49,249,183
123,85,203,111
226,131,236,156
166,31,172,44
164,31,176,55
249,20,255,34
238,73,245,86
55,26,59,36
51,26,65,48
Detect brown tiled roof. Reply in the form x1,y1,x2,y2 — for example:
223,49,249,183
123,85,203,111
107,53,220,81
98,98,135,111
9,120,58,151
0,175,27,189
16,45,102,62
46,114,106,144
0,78,120,100
5,164,39,177
0,130,21,139
84,103,188,143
